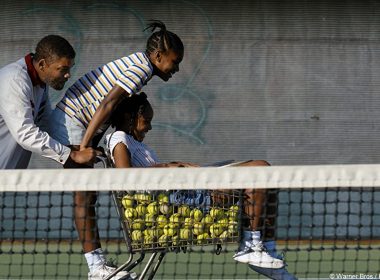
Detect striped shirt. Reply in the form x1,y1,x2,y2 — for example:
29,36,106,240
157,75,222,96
105,131,159,167
57,52,153,127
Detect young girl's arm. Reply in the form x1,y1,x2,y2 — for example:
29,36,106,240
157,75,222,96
112,142,132,168
80,85,126,150
152,162,199,167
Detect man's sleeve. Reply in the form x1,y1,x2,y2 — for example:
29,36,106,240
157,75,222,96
0,76,71,164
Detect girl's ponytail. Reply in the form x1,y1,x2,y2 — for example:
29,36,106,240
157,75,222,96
145,20,183,55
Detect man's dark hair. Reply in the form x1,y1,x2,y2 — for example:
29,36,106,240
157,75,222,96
34,35,75,63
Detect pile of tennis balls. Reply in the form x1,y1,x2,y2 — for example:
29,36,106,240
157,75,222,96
121,192,239,248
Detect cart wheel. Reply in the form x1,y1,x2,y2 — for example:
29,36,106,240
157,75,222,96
216,244,222,255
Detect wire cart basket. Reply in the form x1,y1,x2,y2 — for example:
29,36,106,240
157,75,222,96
97,157,243,280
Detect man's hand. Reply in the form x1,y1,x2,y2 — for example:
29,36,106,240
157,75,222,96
69,147,103,165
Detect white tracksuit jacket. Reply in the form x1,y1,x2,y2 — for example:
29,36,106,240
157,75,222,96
0,55,71,169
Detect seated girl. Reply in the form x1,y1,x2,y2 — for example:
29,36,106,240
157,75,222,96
104,93,293,274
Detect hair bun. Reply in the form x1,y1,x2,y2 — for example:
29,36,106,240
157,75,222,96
144,20,166,33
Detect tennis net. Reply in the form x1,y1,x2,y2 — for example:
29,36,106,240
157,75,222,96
1,164,380,279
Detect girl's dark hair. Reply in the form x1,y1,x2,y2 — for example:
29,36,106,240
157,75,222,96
34,35,75,63
145,20,184,55
110,92,151,129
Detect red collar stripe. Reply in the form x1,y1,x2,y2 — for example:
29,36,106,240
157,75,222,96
25,53,45,87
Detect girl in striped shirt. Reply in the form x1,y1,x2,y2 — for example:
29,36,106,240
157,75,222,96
49,21,184,280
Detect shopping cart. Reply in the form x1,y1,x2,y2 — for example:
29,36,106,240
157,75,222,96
96,156,243,280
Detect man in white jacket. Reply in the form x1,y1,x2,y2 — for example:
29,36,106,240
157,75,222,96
0,35,99,169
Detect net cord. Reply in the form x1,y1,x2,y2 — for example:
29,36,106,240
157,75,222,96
1,164,380,192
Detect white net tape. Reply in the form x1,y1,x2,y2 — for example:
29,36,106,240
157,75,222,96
1,164,380,192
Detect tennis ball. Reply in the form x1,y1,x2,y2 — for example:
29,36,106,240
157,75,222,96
143,228,154,237
210,207,224,220
145,227,163,238
135,205,147,217
163,224,176,236
192,222,204,235
197,233,210,244
190,208,203,222
171,235,180,246
158,234,170,246
131,219,145,231
145,213,155,227
131,230,143,242
228,205,239,220
219,230,229,240
157,192,169,204
122,194,134,208
154,227,164,238
147,201,159,215
201,214,214,230
227,221,238,235
124,208,137,220
144,235,154,246
209,224,223,237
217,218,229,229
184,217,194,228
169,213,182,227
159,203,172,215
177,205,191,217
229,205,239,212
134,193,152,205
156,215,168,228
179,228,192,240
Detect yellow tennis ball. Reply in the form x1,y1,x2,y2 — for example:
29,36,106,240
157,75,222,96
131,230,143,242
144,235,154,246
169,213,182,227
190,208,203,222
197,233,210,244
143,228,154,237
147,201,159,215
124,208,137,220
201,214,214,230
228,205,239,220
193,222,204,235
210,207,224,220
135,205,147,217
156,215,168,228
229,205,239,212
157,192,169,204
122,194,134,208
133,193,144,203
184,217,194,228
217,218,229,229
219,230,229,240
178,205,191,217
209,224,223,237
163,224,176,236
134,193,152,205
131,219,145,231
179,228,192,240
145,213,155,227
159,203,173,215
154,227,164,238
158,234,170,247
227,221,238,235
171,235,180,246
